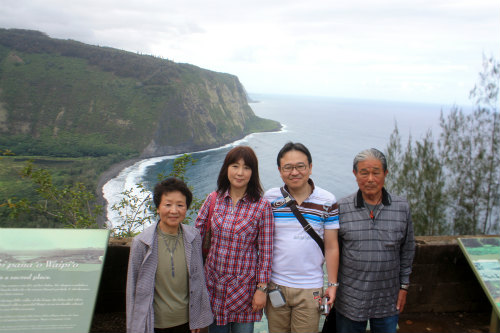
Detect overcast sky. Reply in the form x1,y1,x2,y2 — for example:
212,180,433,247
1,0,499,105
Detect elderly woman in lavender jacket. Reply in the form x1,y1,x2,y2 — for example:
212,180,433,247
126,177,213,333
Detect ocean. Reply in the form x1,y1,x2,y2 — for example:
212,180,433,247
103,93,450,229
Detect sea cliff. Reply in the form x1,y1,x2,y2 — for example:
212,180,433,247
0,28,281,158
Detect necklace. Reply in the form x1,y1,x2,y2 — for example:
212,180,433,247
368,196,383,220
160,227,182,277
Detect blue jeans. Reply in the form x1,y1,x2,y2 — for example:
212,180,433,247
208,322,254,333
336,311,399,333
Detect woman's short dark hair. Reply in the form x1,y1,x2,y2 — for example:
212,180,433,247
217,146,263,202
276,142,312,167
153,177,193,209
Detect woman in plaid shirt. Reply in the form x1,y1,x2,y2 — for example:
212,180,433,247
195,146,274,333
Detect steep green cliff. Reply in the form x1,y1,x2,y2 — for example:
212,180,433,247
0,29,280,158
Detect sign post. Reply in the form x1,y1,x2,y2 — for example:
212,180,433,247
0,229,110,333
458,237,500,333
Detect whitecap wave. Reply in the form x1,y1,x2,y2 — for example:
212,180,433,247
102,128,285,229
103,155,180,229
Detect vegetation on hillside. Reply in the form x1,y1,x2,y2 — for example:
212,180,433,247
1,152,201,234
0,154,127,228
0,131,136,157
386,55,499,236
8,161,102,229
0,28,281,159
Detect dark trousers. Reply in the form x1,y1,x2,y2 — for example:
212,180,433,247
336,311,399,333
155,322,190,333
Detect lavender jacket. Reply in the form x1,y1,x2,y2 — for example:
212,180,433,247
126,222,213,333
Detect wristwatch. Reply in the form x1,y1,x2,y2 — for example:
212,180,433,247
257,285,268,293
328,282,340,287
400,284,410,291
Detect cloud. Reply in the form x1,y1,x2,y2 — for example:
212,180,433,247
0,0,498,104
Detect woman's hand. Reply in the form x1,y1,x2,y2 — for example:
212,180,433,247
251,289,267,312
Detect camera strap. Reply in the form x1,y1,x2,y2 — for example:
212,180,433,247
280,187,325,256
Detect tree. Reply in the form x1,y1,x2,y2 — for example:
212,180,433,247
111,154,204,237
5,161,101,228
440,55,500,234
108,182,154,237
386,55,499,235
410,131,448,235
386,126,447,235
2,152,203,233
385,123,405,194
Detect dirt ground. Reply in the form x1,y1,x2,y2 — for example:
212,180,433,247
90,311,492,333
398,312,491,333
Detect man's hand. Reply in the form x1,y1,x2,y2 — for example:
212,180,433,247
325,286,337,305
396,289,408,313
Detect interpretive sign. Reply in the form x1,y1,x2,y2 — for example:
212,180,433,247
0,229,110,333
458,237,500,333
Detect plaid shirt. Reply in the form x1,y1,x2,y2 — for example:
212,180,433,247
195,190,274,325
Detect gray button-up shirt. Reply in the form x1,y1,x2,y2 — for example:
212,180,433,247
335,188,415,321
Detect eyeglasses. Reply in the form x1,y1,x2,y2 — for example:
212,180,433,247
281,163,307,173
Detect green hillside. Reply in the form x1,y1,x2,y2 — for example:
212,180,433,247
0,28,280,158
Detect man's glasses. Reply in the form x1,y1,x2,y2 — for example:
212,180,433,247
281,163,307,173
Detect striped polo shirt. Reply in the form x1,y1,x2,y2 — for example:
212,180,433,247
264,179,339,288
335,188,415,321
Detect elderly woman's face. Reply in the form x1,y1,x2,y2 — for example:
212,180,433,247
156,191,187,234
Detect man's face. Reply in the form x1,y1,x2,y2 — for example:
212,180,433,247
279,150,312,192
354,158,388,199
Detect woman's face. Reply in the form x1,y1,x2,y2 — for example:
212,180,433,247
227,158,252,191
156,190,187,233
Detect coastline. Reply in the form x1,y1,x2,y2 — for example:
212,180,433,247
96,125,284,227
95,157,143,227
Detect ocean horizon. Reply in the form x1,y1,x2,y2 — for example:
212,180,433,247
103,93,457,229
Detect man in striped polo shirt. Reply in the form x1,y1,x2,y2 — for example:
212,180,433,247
335,148,415,333
263,142,340,333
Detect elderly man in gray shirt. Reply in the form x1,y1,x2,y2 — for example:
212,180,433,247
334,148,415,333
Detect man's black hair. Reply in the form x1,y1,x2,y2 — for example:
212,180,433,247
276,142,312,167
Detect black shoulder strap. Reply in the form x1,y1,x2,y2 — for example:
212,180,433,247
280,187,325,256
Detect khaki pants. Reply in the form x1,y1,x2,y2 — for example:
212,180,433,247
265,282,323,333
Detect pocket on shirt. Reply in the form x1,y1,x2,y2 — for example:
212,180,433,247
384,241,398,251
383,242,400,264
233,218,258,240
211,212,224,233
